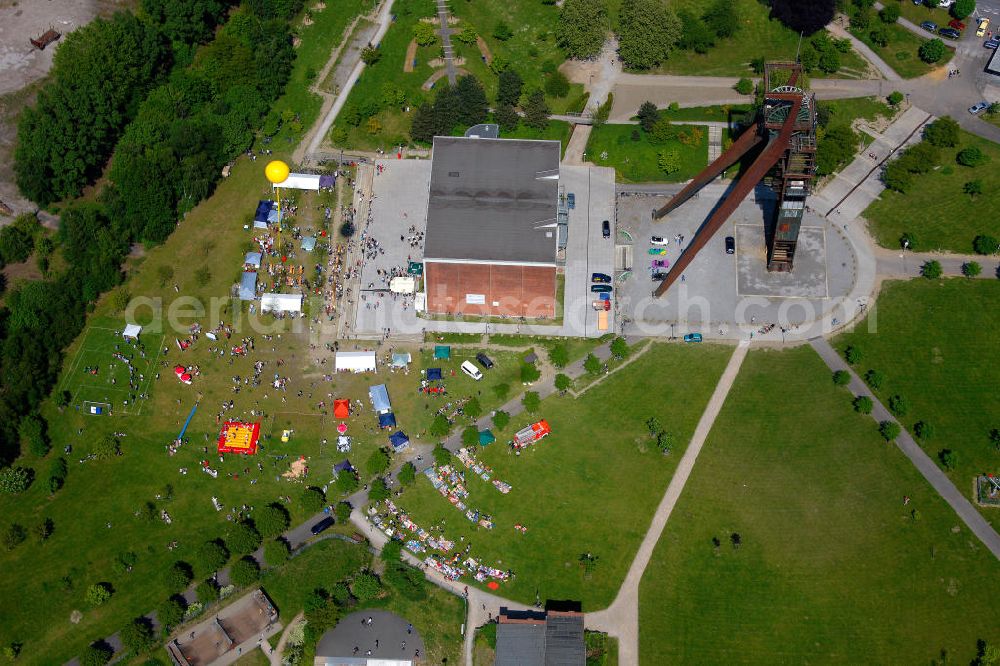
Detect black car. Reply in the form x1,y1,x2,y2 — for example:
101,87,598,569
602,220,611,238
939,27,961,39
725,236,735,254
591,284,613,293
920,21,938,32
591,272,612,283
310,516,335,535
651,272,668,281
475,352,494,369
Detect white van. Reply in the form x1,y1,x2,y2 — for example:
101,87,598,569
460,360,483,380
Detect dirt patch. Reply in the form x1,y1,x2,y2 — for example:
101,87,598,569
404,38,417,73
2,257,43,294
314,1,327,8
303,14,314,26
282,456,309,480
422,68,450,90
476,35,492,64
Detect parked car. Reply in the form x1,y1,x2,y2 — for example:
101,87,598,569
475,352,494,369
725,236,735,254
940,27,961,39
602,219,611,238
969,101,989,115
683,333,703,343
651,272,668,281
460,360,483,380
592,299,611,311
986,39,999,49
977,17,990,38
650,235,669,246
648,248,668,255
567,193,575,209
310,516,335,535
590,284,612,293
948,19,966,31
591,272,612,283
920,21,938,32
939,0,955,7
651,258,669,268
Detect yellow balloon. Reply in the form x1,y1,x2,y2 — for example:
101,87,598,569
265,160,290,184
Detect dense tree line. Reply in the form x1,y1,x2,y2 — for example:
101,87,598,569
616,0,682,70
410,75,489,143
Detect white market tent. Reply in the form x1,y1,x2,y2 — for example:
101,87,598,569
389,276,415,294
260,293,303,313
276,173,321,191
336,350,377,373
122,324,142,339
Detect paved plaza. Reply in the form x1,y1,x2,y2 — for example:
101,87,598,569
315,609,424,664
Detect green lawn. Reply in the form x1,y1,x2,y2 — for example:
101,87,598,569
585,123,707,183
644,0,870,78
864,128,999,253
850,21,953,79
392,343,732,610
834,279,1000,531
639,346,1000,663
656,103,753,124
821,95,895,126
898,2,954,31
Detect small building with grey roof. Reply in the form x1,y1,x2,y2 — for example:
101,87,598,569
493,607,585,666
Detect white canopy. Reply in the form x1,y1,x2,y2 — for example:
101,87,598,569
260,293,303,313
389,276,416,294
336,351,377,373
122,324,142,339
276,173,321,191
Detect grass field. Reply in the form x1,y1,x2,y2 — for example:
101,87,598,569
898,2,954,31
864,128,999,252
584,124,708,183
821,95,896,126
654,103,753,124
834,279,1000,531
638,346,1000,663
392,343,732,609
850,21,953,79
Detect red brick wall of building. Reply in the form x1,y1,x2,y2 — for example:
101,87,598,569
425,262,556,318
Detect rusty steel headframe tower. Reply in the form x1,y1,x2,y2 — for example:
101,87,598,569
651,62,817,298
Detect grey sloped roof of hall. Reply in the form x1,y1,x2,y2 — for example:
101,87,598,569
495,622,546,666
424,136,560,264
544,613,585,665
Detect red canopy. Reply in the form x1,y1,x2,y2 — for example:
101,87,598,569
174,365,185,375
487,581,500,590
333,399,350,419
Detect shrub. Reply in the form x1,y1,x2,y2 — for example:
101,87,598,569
544,71,570,98
0,466,32,494
844,345,862,364
229,557,260,587
520,363,541,384
921,260,942,279
923,117,960,147
522,391,541,413
352,571,382,601
956,146,987,167
864,369,885,389
119,618,154,654
86,582,113,607
832,370,851,386
973,235,999,255
80,642,113,666
853,395,874,414
887,91,904,106
878,4,899,23
165,562,193,592
879,420,901,442
938,448,957,469
492,410,510,431
962,261,982,277
226,522,262,555
264,539,291,566
3,523,27,551
888,394,909,417
300,486,326,513
197,579,219,603
914,421,935,441
336,501,353,523
735,78,753,95
158,596,185,629
918,38,946,64
361,46,380,65
196,540,229,575
493,21,513,41
657,149,682,174
611,337,629,359
19,414,49,457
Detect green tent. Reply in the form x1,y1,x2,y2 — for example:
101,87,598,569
478,430,496,446
434,345,451,360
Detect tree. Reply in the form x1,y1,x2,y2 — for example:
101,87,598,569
381,539,403,563
938,448,957,469
730,532,742,549
365,448,391,476
253,503,290,538
888,394,909,417
47,458,67,494
523,89,551,130
340,221,356,238
868,25,889,47
521,363,541,384
92,434,120,460
225,521,262,555
493,21,513,41
413,22,437,47
879,420,901,442
492,410,510,431
86,582,113,607
637,101,660,132
887,91,904,106
352,571,382,601
548,343,570,368
361,46,380,65
494,104,520,132
300,486,326,513
3,523,26,551
398,462,416,486
196,540,229,575
952,0,975,20
973,235,999,255
522,391,541,413
592,93,613,128
918,38,946,63
34,517,53,543
0,227,34,264
832,370,851,386
818,48,841,74
557,0,608,59
80,642,113,666
0,467,32,494
864,369,885,389
924,116,960,147
18,413,49,457
878,4,900,23
955,174,981,198
678,11,715,54
658,149,682,174
704,0,738,37
554,373,572,393
142,0,227,45
229,556,260,587
464,397,482,420
455,25,478,45
165,561,193,592
336,501,352,523
584,353,602,375
462,425,480,447
119,618,154,655
610,337,629,359
770,0,835,34
454,75,489,128
429,414,452,438
921,260,943,279
734,78,754,95
336,471,359,494
433,443,452,466
991,429,1000,451
3,642,21,661
881,161,913,193
158,595,186,628
853,395,874,414
492,383,510,400
617,0,682,69
963,261,982,277
497,69,524,107
545,71,571,98
914,421,935,441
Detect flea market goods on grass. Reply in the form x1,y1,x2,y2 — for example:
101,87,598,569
834,279,1000,531
638,347,1000,664
390,343,732,609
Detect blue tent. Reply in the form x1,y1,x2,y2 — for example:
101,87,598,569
334,459,354,474
434,345,451,360
267,209,283,224
254,200,272,223
389,430,410,451
300,236,317,252
378,412,397,428
244,252,262,267
427,368,443,381
369,384,391,413
319,174,336,188
478,430,496,446
239,272,257,300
